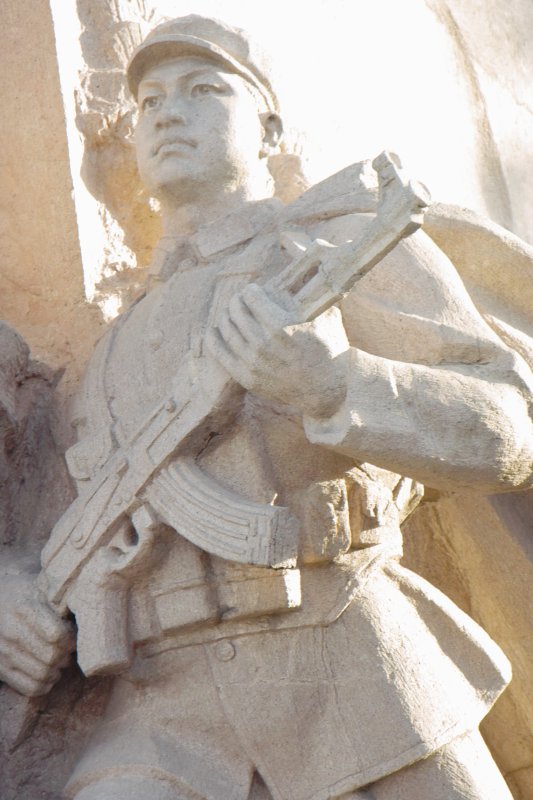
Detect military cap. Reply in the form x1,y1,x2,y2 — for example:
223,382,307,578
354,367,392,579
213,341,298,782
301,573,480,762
127,15,279,113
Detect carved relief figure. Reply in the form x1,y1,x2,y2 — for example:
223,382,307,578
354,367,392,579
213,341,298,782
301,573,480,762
1,16,533,800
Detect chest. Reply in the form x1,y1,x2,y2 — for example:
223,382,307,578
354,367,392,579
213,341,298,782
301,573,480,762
104,231,283,441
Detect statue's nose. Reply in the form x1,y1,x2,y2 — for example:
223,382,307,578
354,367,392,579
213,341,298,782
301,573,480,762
155,95,188,127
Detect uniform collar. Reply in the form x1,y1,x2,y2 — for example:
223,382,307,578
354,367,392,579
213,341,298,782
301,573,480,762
148,198,283,284
192,197,283,259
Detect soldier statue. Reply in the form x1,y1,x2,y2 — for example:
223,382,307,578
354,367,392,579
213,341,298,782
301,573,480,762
1,15,532,800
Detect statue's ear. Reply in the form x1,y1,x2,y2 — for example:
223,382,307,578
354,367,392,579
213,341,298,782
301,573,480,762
260,113,283,157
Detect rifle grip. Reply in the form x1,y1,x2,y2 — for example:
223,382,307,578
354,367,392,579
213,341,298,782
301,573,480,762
68,575,131,677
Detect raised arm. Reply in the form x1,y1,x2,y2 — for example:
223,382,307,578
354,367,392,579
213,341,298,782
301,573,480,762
303,224,533,491
210,219,533,493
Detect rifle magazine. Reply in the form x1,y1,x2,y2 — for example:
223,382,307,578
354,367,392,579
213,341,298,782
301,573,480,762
143,457,298,568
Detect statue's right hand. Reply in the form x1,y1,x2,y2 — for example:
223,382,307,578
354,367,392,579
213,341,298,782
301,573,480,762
0,573,74,696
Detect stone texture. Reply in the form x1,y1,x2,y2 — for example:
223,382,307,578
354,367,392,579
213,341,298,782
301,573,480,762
0,4,532,800
0,1,103,401
404,492,533,799
436,0,533,244
0,321,111,800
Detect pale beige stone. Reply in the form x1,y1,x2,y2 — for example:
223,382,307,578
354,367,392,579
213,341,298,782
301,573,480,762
0,0,103,399
437,0,533,244
0,322,94,794
1,7,532,800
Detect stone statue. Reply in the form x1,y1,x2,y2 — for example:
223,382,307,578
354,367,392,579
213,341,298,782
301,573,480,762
0,323,73,695
1,15,533,800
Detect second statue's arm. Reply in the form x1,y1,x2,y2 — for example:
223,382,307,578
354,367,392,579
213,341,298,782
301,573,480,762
209,227,533,494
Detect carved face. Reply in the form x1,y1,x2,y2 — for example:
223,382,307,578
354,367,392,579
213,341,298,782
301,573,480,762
134,56,274,204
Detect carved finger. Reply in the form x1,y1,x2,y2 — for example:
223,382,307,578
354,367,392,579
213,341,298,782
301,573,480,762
205,327,253,389
0,643,61,683
228,293,266,346
217,310,251,361
16,601,73,646
1,626,68,668
240,283,292,331
1,666,56,697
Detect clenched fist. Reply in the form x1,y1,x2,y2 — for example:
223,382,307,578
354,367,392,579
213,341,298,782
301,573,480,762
207,283,350,418
0,572,74,696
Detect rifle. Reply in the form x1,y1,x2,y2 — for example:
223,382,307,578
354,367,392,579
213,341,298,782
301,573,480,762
36,151,429,677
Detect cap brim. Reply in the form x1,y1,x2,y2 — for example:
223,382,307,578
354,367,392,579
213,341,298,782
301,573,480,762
127,33,277,112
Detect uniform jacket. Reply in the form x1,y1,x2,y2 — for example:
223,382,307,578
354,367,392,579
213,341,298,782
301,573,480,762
65,167,533,798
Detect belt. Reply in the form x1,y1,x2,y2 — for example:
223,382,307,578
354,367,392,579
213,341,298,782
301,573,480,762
130,542,402,660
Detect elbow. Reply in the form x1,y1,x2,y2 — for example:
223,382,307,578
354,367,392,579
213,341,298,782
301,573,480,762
472,391,533,491
490,440,533,493
411,385,533,493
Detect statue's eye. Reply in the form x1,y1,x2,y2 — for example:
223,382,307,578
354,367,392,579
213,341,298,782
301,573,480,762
190,83,223,98
141,95,162,112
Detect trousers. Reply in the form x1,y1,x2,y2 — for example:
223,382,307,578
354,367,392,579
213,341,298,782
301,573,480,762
71,731,512,800
65,565,510,800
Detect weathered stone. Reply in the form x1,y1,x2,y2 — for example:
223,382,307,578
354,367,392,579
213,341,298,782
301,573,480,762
1,5,532,800
0,1,103,400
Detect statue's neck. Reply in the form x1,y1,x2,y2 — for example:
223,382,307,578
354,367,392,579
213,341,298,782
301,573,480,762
160,185,274,237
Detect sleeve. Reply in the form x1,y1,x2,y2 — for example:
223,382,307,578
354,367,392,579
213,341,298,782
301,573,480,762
302,227,533,492
64,327,116,485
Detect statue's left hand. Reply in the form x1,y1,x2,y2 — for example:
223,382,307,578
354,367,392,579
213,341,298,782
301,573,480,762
0,573,74,697
206,283,350,418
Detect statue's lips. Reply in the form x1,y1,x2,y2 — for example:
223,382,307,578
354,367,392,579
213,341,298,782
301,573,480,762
153,138,197,157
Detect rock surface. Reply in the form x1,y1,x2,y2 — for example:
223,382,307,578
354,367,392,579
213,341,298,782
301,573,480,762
0,3,531,799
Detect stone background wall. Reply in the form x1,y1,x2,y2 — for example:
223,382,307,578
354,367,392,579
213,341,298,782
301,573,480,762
0,1,531,798
0,1,103,406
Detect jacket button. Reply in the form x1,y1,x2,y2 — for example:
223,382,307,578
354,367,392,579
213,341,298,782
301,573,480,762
215,640,236,662
179,257,197,271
